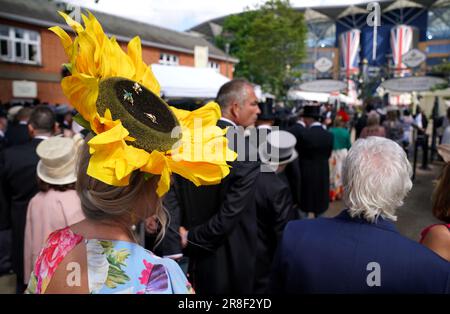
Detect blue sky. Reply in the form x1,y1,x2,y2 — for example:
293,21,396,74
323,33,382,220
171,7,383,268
62,0,378,32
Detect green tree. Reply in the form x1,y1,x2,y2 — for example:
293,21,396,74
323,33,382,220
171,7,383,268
216,0,307,98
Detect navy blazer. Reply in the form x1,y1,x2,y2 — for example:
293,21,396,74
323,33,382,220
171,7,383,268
270,210,450,294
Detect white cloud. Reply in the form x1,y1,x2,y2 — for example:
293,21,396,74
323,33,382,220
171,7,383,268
62,0,377,31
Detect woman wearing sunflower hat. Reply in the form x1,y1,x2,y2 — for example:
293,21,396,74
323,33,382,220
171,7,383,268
25,12,236,294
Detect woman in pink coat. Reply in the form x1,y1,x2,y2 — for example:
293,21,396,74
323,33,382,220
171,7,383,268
23,135,85,284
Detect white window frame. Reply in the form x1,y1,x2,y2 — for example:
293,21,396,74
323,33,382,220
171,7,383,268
0,25,41,65
159,53,179,66
208,60,220,73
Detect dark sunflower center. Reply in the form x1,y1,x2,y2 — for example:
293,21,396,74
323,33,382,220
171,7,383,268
113,80,176,133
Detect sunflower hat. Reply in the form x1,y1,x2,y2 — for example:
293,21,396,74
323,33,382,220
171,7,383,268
50,11,237,196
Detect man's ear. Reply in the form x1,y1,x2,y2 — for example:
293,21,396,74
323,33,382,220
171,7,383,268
53,122,58,135
230,102,240,120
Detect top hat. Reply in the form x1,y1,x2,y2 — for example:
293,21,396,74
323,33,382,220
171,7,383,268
259,130,298,170
258,99,275,121
302,105,321,119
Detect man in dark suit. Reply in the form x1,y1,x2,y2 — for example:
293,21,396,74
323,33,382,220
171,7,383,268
287,110,305,210
166,79,261,294
254,130,297,293
291,105,333,217
270,137,450,293
5,107,33,147
414,105,430,170
0,106,56,293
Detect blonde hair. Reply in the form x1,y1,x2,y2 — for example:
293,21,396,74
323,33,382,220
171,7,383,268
76,141,167,243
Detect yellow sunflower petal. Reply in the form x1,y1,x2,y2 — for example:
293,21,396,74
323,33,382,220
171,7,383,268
168,158,230,186
48,26,73,58
58,11,84,33
88,122,129,147
127,36,161,95
156,167,171,197
141,150,172,196
61,74,99,125
170,101,221,130
87,122,147,186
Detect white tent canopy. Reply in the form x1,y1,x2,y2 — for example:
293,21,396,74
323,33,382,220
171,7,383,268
151,64,230,99
288,90,355,104
288,90,330,102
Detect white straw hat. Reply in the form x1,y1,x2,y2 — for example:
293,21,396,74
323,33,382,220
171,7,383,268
36,134,84,185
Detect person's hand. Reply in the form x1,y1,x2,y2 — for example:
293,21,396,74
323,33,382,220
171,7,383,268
179,226,188,249
145,215,159,234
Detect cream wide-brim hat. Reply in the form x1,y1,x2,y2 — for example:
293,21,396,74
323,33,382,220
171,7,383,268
36,134,84,185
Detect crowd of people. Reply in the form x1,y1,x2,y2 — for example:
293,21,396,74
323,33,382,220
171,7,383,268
0,81,449,295
0,12,449,295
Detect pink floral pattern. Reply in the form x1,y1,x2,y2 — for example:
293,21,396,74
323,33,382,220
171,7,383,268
139,259,154,285
33,227,83,293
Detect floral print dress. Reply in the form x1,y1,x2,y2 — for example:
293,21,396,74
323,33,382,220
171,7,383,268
26,227,193,294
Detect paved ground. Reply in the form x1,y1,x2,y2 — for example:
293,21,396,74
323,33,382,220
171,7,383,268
0,156,442,294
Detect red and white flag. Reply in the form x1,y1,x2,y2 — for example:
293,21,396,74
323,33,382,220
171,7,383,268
340,29,361,78
390,25,414,77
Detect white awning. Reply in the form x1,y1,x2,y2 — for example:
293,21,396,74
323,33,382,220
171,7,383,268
151,64,230,99
288,90,360,105
288,90,330,102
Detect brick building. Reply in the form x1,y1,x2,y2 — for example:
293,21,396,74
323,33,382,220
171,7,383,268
0,0,237,105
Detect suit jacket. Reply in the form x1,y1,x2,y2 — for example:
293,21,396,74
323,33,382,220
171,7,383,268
286,123,305,208
0,138,42,284
166,119,260,294
5,123,30,147
147,182,184,257
254,171,295,293
0,135,6,153
291,124,333,215
414,113,429,136
270,210,450,293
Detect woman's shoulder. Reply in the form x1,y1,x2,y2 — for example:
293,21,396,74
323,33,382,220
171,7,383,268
420,224,450,261
51,189,80,200
30,189,78,202
422,224,450,240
